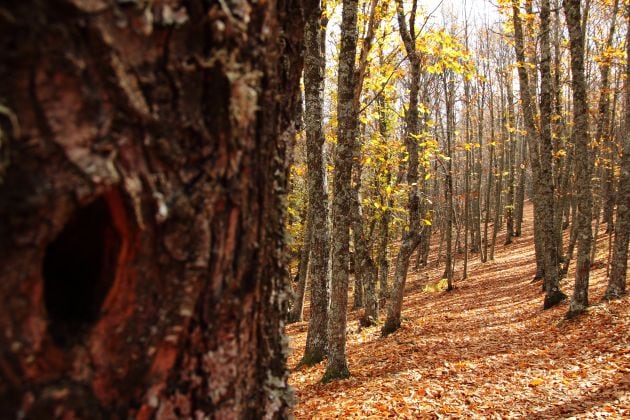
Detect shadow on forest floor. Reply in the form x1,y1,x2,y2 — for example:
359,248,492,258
288,202,630,418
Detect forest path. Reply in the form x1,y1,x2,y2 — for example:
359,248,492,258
287,201,630,418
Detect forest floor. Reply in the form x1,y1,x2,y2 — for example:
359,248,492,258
287,201,630,418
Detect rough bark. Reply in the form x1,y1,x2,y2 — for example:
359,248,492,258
383,0,423,335
323,0,358,383
564,0,594,318
604,2,630,300
594,0,619,241
0,0,303,417
512,0,565,304
301,0,330,366
540,0,566,307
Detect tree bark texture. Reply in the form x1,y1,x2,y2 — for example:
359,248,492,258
301,0,330,366
605,2,630,300
324,0,358,382
383,0,422,335
539,0,566,307
512,0,561,298
564,0,594,317
0,1,303,417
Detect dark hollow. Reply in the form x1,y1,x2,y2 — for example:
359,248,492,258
43,196,120,346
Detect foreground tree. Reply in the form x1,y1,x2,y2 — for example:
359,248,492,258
0,1,302,417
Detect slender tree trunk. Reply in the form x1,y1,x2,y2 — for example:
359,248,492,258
483,89,495,263
443,74,456,288
351,150,378,323
0,0,303,417
490,111,504,260
515,134,527,236
593,0,619,255
323,0,359,382
289,213,311,323
376,93,391,300
505,74,517,244
604,3,630,300
383,0,423,335
474,85,485,254
540,0,566,306
564,0,594,318
301,0,330,365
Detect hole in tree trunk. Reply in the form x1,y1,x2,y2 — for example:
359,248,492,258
43,195,121,347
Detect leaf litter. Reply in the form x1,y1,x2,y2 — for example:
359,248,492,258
287,202,630,418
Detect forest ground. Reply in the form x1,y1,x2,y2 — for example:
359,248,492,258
287,201,630,418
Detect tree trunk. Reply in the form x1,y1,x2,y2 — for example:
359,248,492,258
564,0,594,318
505,73,517,244
514,135,527,236
0,1,303,417
443,74,456,288
376,92,391,300
323,0,359,383
301,0,330,366
483,88,495,263
383,0,423,335
288,216,311,323
512,0,564,303
351,153,378,324
540,0,566,307
604,2,630,300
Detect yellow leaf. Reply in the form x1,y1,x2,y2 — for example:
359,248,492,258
528,378,545,387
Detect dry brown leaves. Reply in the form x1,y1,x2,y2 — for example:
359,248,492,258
287,203,630,418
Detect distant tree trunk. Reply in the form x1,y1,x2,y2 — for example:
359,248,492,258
552,0,567,261
539,0,566,307
376,93,391,299
483,87,495,263
301,0,330,366
604,2,630,300
288,215,311,323
351,152,378,323
593,0,619,255
383,0,423,335
505,74,517,244
490,112,504,260
0,1,302,417
323,0,359,382
463,118,471,277
443,74,456,288
474,84,485,254
514,135,527,236
564,0,594,318
512,0,563,303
